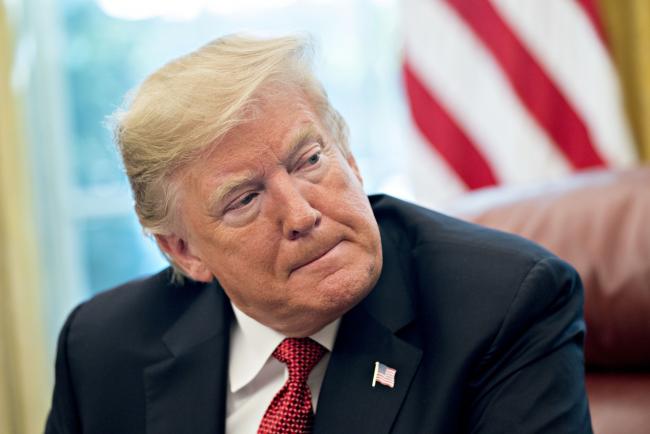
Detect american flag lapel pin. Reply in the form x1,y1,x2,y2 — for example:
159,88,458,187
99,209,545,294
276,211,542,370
372,361,397,388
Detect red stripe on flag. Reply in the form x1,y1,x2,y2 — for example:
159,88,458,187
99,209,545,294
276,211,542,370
576,0,608,47
403,61,498,189
446,0,607,170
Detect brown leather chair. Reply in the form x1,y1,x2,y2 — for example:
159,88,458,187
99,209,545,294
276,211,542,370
460,167,650,434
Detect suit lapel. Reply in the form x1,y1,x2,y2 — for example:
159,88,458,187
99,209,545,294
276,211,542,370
314,223,423,434
313,309,422,434
144,280,232,434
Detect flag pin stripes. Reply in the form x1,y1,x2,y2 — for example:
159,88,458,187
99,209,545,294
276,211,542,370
372,361,396,388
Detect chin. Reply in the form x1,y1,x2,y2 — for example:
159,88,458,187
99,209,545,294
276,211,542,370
268,252,382,336
316,260,380,316
272,269,377,337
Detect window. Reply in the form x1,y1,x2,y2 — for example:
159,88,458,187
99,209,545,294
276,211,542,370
17,0,410,338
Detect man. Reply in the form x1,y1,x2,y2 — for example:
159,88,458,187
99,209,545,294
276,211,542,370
46,35,592,433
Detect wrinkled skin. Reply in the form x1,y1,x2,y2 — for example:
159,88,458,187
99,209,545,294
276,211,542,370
157,88,383,336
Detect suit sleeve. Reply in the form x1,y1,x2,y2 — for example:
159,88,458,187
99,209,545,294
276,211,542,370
467,257,593,434
44,304,84,434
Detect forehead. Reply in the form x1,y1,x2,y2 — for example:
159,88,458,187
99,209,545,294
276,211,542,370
184,90,326,194
211,90,322,164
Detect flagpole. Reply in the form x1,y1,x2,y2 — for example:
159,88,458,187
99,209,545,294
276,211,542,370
372,361,379,387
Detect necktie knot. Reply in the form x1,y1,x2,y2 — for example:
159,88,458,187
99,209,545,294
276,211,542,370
273,337,327,383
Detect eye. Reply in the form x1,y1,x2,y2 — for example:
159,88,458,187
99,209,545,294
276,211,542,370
239,192,258,206
306,152,321,165
298,150,322,171
227,192,259,212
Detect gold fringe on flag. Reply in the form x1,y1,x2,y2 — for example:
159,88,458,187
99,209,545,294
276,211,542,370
599,0,650,161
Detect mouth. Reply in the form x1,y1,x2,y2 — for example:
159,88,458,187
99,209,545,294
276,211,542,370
290,241,342,274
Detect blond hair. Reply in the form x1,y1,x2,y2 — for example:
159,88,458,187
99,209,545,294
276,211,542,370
112,34,349,239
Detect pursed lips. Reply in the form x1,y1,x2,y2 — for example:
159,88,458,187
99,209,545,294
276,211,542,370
290,239,343,274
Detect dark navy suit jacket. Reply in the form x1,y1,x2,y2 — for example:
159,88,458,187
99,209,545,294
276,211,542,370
46,194,593,433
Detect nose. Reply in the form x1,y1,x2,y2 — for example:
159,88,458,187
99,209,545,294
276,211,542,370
273,176,321,240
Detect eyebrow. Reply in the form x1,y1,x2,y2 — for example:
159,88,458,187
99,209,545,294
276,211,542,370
207,171,258,213
285,125,322,163
208,125,322,211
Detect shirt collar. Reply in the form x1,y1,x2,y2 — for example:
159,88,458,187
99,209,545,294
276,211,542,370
228,303,340,393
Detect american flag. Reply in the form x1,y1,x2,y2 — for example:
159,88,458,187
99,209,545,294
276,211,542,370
403,0,637,208
372,362,397,388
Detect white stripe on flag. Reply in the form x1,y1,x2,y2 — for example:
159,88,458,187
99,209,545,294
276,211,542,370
404,0,572,185
406,126,467,209
492,0,636,167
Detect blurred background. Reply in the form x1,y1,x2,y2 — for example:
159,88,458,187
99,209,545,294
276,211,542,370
1,0,648,432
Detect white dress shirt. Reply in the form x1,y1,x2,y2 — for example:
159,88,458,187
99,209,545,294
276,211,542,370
226,304,340,434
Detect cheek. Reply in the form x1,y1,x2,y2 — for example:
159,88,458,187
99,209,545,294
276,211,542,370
326,182,375,230
212,228,281,281
216,241,290,314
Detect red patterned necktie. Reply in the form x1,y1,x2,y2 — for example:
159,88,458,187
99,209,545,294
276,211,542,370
258,337,327,434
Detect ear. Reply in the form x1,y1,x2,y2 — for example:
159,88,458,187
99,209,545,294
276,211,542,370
346,153,364,185
155,233,213,282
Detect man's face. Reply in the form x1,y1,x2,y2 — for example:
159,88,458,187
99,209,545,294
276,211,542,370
160,88,383,336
